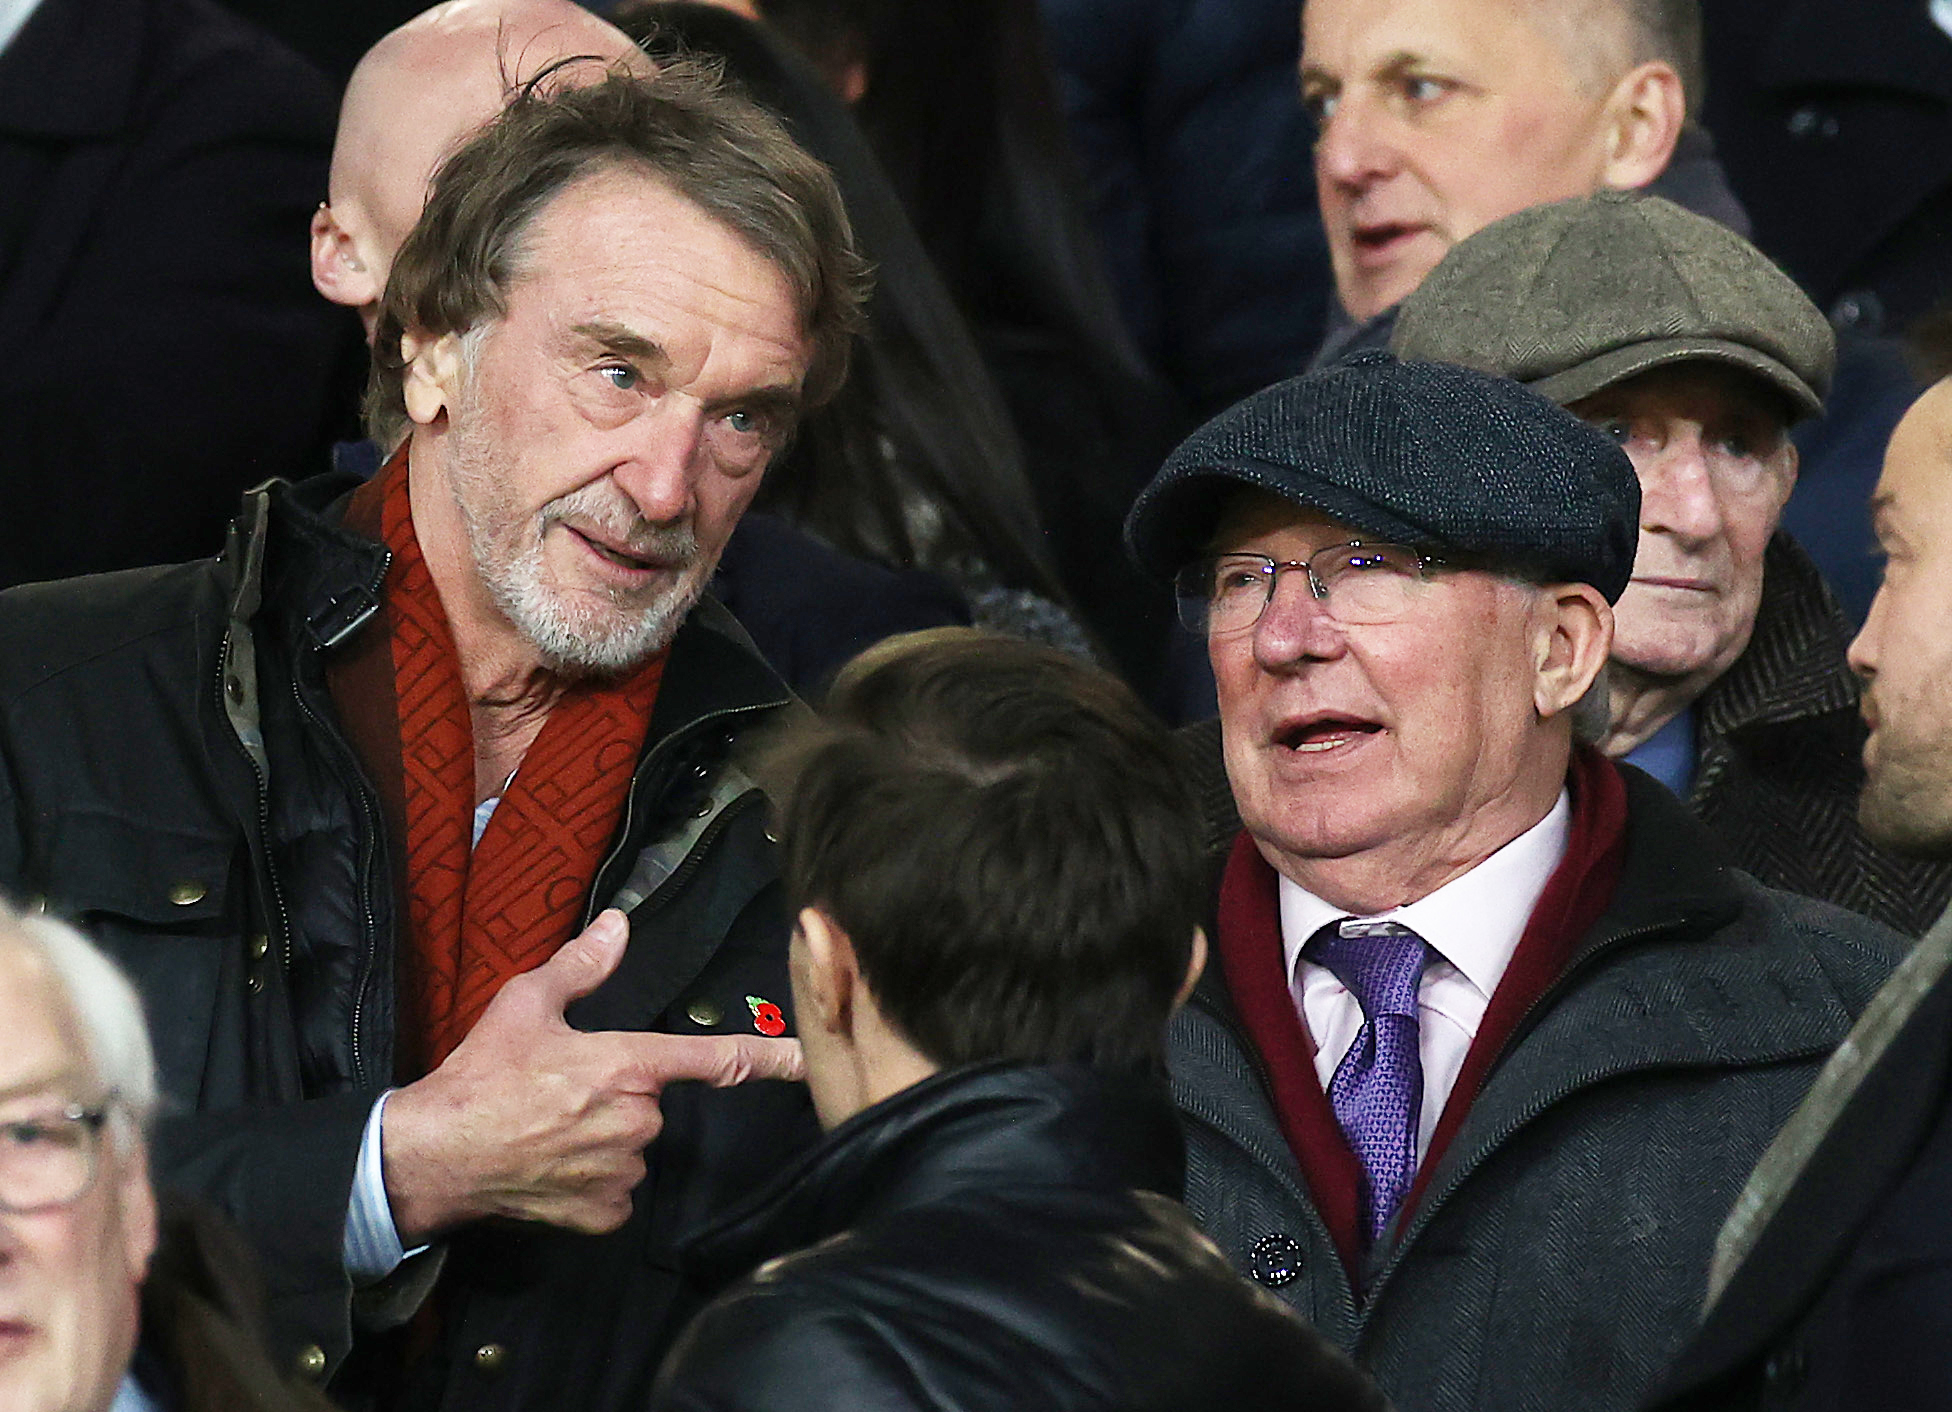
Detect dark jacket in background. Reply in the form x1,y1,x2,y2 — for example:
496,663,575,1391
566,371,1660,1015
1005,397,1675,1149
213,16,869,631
652,1063,1389,1412
140,1197,342,1412
1701,0,1952,340
1647,904,1952,1412
0,0,363,589
0,475,820,1412
1168,750,1904,1411
1689,534,1952,935
1038,0,1331,416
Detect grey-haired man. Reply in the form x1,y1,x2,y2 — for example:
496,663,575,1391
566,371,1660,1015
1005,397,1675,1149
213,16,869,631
1391,190,1952,936
1127,351,1903,1411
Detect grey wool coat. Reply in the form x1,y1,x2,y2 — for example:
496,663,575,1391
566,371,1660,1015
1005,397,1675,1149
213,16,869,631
1170,742,1906,1412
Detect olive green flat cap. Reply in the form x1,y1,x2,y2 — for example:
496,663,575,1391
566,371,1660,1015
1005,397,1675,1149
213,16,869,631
1390,190,1834,419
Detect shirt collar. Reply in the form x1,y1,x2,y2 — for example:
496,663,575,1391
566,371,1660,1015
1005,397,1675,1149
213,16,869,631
0,0,45,58
1278,789,1572,1001
110,1370,161,1412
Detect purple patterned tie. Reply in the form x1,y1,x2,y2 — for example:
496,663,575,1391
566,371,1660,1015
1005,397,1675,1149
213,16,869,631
1307,919,1431,1243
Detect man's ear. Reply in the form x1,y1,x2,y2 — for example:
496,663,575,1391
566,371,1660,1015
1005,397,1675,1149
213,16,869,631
1599,61,1686,190
1174,928,1209,1010
400,330,465,428
795,905,858,1039
309,203,382,311
1533,582,1614,720
117,1137,159,1283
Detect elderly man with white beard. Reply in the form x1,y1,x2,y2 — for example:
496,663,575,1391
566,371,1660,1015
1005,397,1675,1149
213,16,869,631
0,64,867,1412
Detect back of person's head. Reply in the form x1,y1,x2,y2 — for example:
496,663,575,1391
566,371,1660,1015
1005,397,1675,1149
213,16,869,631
365,60,869,448
763,629,1204,1071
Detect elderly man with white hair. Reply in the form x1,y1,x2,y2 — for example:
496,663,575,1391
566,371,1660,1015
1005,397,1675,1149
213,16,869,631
0,904,335,1412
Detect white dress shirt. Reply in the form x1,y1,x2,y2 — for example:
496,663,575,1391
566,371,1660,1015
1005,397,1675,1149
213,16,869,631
0,0,45,58
1279,790,1571,1165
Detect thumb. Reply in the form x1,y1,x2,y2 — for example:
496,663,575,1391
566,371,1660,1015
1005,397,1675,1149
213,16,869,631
527,908,632,1012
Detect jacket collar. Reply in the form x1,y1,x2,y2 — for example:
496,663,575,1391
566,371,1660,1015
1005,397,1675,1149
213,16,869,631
1697,533,1859,742
683,1063,1186,1292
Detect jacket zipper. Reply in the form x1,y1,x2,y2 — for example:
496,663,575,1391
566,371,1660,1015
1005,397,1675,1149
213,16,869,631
216,627,295,987
291,678,387,1091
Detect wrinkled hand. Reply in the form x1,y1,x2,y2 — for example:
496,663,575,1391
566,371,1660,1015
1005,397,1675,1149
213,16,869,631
382,909,804,1242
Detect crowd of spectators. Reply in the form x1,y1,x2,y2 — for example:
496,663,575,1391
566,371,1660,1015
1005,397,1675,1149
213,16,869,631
4,0,1952,1409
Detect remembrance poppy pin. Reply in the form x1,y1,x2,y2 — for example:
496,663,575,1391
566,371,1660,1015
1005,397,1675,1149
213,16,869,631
746,995,786,1037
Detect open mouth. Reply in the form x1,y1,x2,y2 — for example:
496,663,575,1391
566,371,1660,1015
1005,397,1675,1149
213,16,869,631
1350,222,1424,262
569,526,666,574
1275,714,1382,754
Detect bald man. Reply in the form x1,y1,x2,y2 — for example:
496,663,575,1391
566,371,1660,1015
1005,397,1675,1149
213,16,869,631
311,0,653,338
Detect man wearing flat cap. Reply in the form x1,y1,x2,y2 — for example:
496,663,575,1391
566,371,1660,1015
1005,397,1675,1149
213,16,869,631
1127,351,1904,1412
1392,191,1952,938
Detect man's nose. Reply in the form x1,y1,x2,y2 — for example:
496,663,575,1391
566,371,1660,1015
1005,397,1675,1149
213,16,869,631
1315,94,1396,191
1253,569,1346,669
610,401,706,525
1847,581,1887,683
1638,431,1724,544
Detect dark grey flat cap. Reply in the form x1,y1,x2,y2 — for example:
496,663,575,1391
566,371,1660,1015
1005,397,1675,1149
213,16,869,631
1124,351,1641,602
1390,190,1835,418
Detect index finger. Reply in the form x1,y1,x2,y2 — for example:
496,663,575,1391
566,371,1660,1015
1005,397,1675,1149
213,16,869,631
606,1032,807,1091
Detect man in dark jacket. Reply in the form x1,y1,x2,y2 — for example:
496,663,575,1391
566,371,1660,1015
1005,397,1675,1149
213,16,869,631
0,65,869,1412
1391,190,1952,936
0,0,361,588
1646,377,1952,1410
1124,352,1905,1411
651,628,1385,1412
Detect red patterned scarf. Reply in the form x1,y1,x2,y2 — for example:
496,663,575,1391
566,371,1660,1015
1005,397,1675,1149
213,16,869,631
331,447,665,1074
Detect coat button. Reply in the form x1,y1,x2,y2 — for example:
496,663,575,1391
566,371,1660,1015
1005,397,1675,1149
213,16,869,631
474,1342,507,1373
247,973,265,994
691,799,713,818
167,880,207,907
1764,1344,1807,1391
687,998,724,1028
295,1345,327,1378
1248,1232,1304,1287
249,933,270,960
1787,104,1839,139
225,675,245,704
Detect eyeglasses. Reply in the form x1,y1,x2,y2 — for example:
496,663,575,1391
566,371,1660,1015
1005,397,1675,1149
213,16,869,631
0,1100,112,1213
1174,543,1450,635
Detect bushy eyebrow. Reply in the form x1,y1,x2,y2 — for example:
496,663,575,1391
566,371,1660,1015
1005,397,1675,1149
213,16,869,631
570,319,669,368
1302,48,1428,90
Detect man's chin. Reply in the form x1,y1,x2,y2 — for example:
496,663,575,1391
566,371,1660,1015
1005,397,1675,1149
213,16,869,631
1859,770,1952,861
515,580,702,678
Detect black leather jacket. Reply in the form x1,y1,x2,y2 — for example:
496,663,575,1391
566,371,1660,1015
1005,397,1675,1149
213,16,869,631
653,1062,1388,1412
0,475,820,1412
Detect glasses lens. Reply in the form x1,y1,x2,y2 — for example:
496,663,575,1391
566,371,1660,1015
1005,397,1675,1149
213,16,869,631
1313,544,1425,624
1178,556,1274,635
0,1108,99,1211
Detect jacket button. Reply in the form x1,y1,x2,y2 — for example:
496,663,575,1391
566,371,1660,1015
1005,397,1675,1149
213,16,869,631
1764,1344,1807,1391
249,933,270,961
474,1343,507,1373
168,880,207,907
295,1345,327,1378
1248,1232,1304,1288
246,972,265,995
687,998,724,1028
226,675,245,704
691,799,713,818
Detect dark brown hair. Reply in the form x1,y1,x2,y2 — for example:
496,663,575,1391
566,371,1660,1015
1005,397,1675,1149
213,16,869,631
366,59,871,446
761,629,1205,1072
